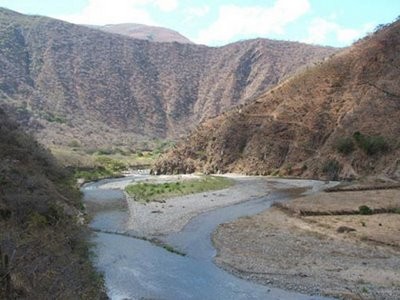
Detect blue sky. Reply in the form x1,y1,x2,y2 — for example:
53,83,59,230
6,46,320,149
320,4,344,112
1,0,399,47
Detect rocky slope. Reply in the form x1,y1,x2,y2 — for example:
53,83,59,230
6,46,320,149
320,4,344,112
0,8,336,148
93,23,193,44
153,20,400,180
0,108,106,298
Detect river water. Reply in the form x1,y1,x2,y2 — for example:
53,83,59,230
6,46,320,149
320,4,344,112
82,175,333,300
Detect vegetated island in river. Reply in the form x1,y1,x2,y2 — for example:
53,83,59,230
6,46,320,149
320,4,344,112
124,175,233,203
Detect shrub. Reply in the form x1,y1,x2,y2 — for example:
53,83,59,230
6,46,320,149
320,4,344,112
322,160,341,180
353,131,363,143
39,111,66,123
335,137,355,154
359,205,373,215
95,148,113,155
353,132,389,155
29,212,49,228
68,140,81,148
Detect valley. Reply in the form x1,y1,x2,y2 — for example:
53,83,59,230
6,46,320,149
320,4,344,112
0,5,399,300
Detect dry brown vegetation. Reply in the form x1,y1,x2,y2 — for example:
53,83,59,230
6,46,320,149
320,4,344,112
0,8,336,149
0,109,106,298
154,19,400,181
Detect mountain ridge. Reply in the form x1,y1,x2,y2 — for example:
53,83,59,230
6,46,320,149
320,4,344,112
92,23,193,44
152,20,400,181
0,8,337,149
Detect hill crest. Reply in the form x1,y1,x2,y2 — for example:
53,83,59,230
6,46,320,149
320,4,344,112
92,23,193,44
0,8,336,149
153,20,400,181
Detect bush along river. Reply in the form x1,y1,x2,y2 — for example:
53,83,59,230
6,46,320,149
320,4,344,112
82,173,336,300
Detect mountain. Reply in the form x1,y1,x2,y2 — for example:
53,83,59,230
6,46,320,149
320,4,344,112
93,23,193,44
152,20,400,181
0,8,336,149
0,108,105,298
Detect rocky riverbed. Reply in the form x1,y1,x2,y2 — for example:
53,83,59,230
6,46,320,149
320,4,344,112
83,174,336,299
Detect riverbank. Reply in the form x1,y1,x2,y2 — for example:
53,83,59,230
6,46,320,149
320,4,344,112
84,174,335,299
125,175,271,236
85,173,333,237
212,188,400,299
123,176,333,237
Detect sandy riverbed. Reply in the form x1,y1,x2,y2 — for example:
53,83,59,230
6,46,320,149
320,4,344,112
124,175,279,236
95,174,333,237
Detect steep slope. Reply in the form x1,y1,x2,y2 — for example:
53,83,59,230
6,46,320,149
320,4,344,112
0,8,336,148
0,108,105,298
94,23,193,44
153,21,400,180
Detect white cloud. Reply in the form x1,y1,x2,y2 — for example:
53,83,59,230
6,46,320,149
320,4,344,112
303,17,374,46
194,0,310,45
185,5,210,18
55,0,154,25
183,5,210,24
55,0,179,25
154,0,178,12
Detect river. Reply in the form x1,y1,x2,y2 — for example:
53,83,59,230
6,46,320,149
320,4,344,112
82,174,334,300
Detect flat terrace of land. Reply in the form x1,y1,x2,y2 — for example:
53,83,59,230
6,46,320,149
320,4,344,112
213,187,400,300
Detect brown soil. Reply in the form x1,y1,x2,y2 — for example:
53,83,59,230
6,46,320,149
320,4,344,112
212,189,400,300
284,188,400,215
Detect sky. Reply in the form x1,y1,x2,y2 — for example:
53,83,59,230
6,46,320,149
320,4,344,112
0,0,399,47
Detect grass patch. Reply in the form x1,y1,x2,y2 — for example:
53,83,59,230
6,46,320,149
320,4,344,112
125,176,234,203
73,167,118,182
49,142,174,170
73,156,128,182
51,140,177,183
51,147,154,182
51,146,155,168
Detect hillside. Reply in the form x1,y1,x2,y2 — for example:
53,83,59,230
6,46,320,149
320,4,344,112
0,108,106,298
153,20,400,181
0,8,336,149
93,23,193,44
